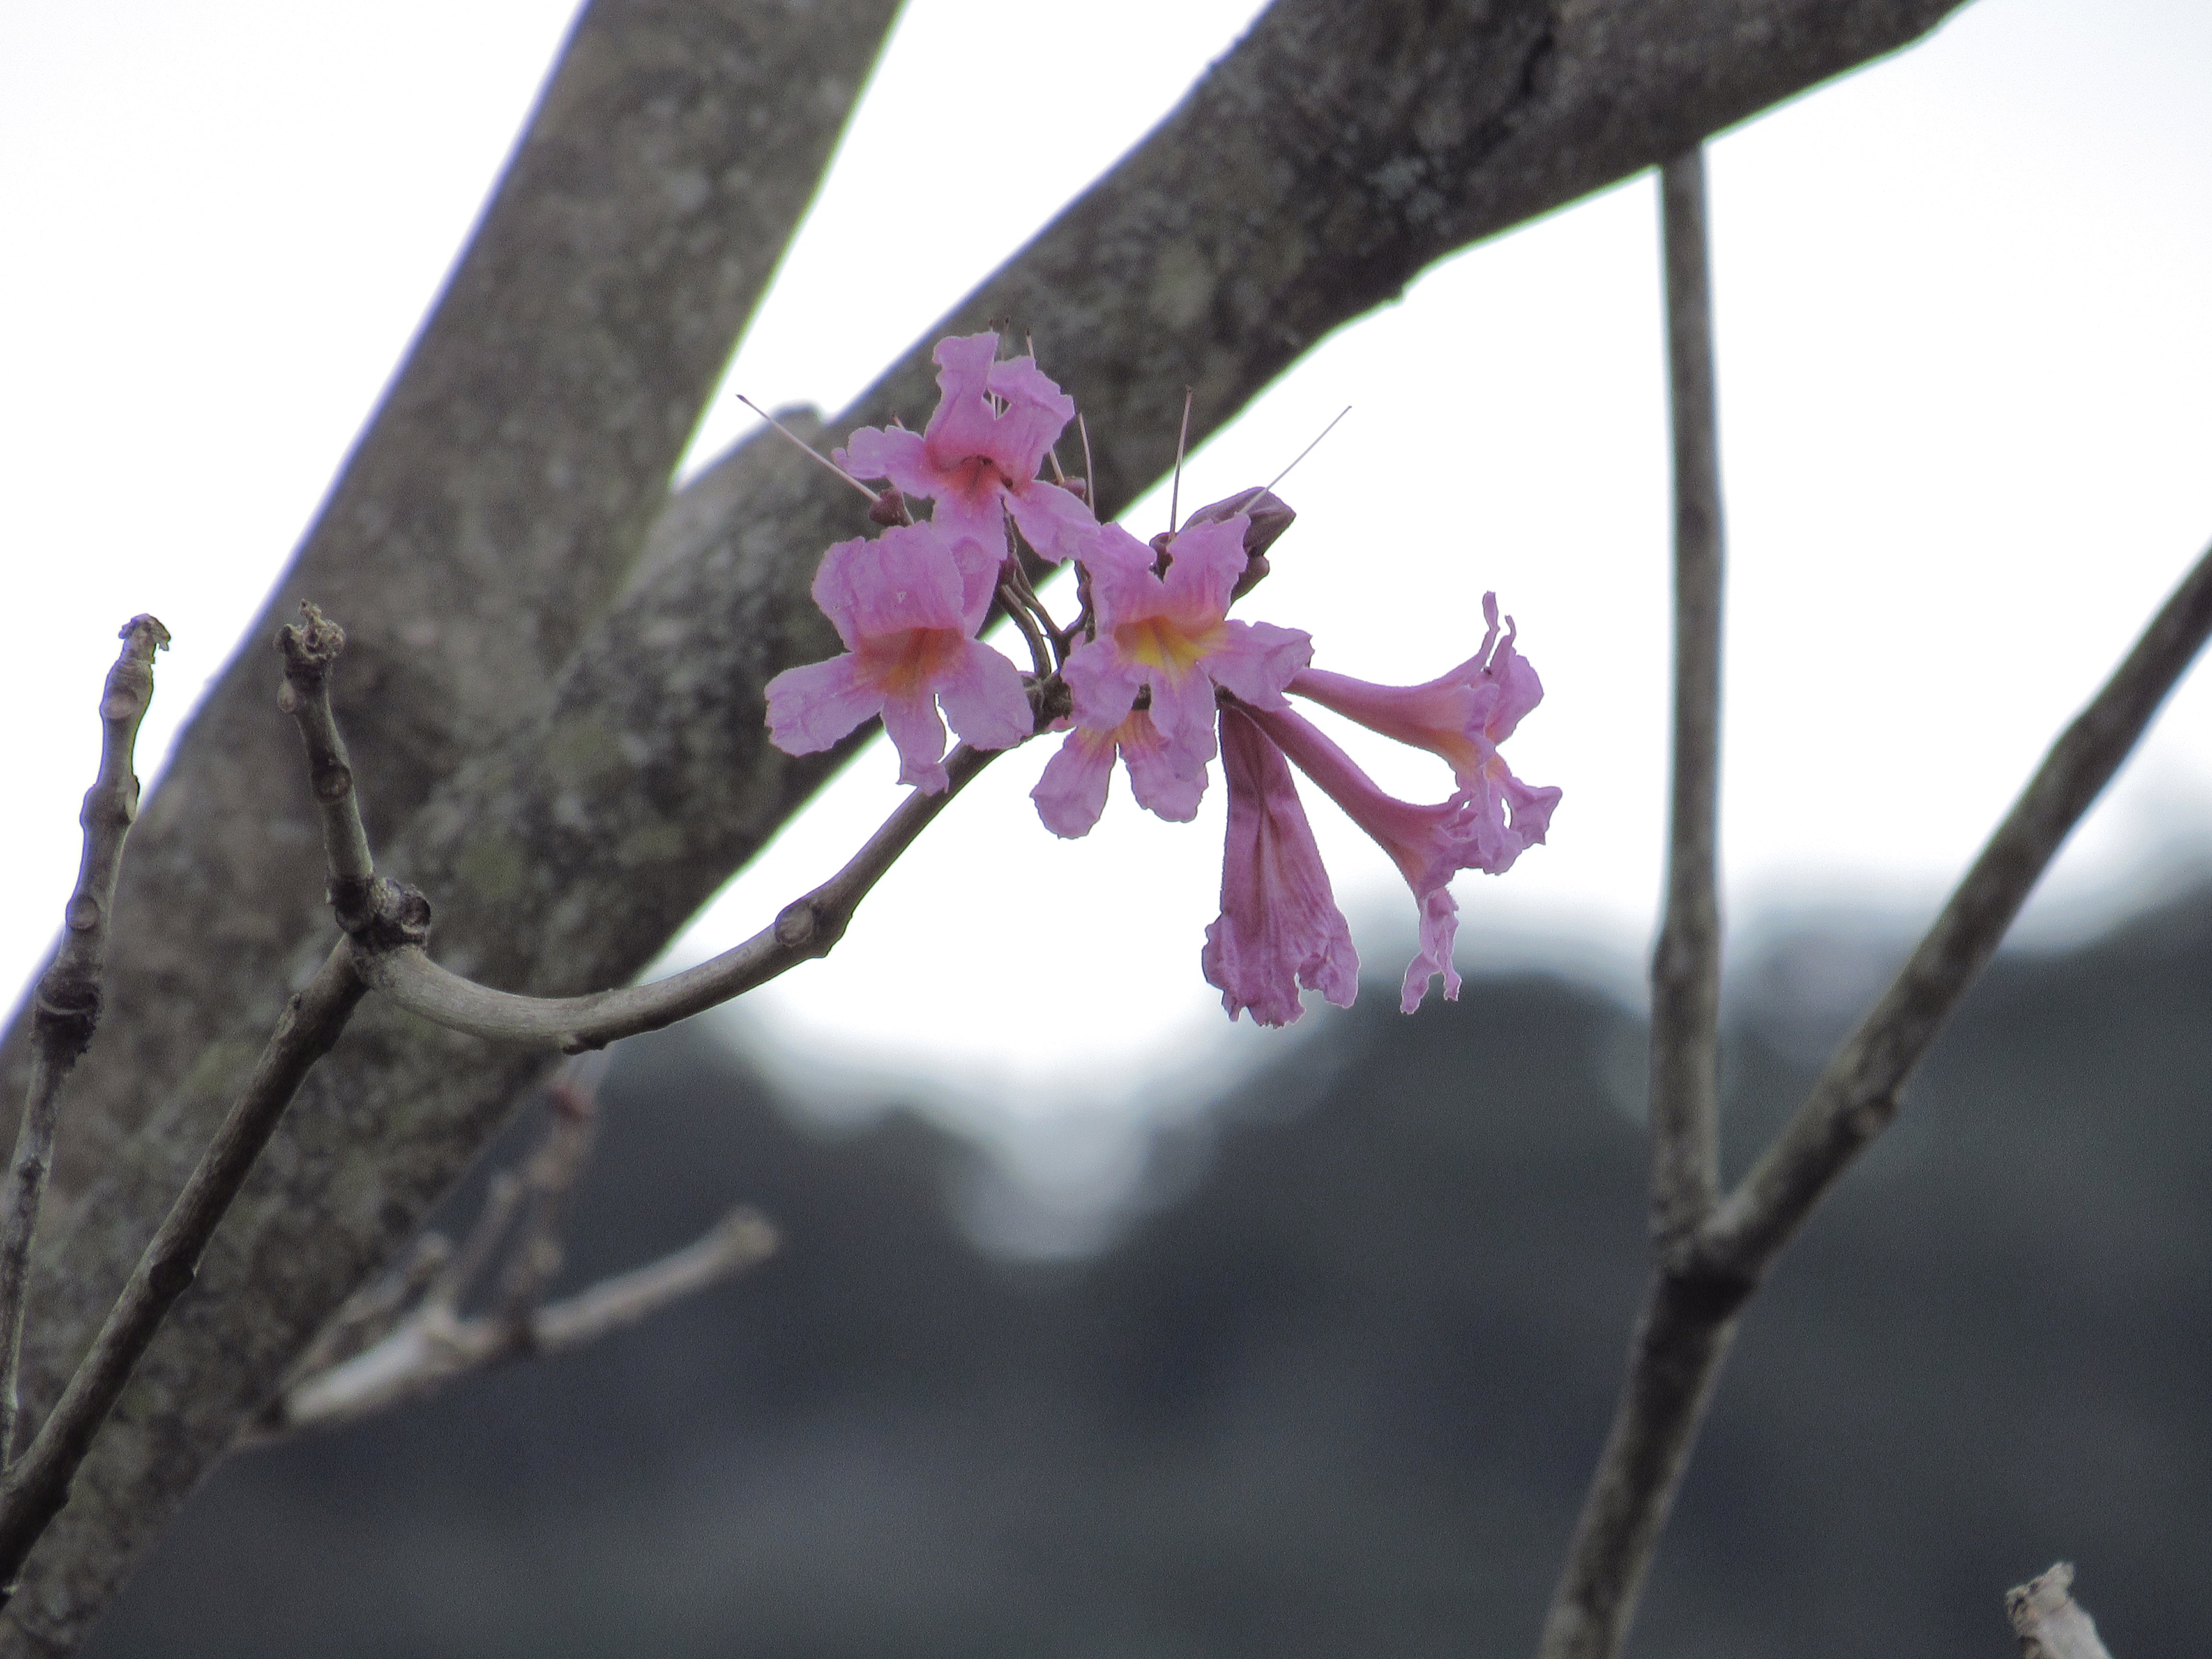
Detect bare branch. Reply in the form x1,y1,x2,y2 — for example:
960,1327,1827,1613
274,604,375,919
1539,151,1730,1658
2009,1564,2116,1659
358,743,1003,1052
1537,534,2212,1659
0,616,168,1464
0,943,366,1599
263,1209,775,1438
1705,534,2212,1274
1647,149,1726,1246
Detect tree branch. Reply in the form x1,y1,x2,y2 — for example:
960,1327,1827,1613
252,1058,776,1440
362,741,1001,1051
264,1208,776,1437
1648,147,1727,1243
1538,149,1730,1659
1536,535,2212,1659
0,943,366,1600
0,619,168,1467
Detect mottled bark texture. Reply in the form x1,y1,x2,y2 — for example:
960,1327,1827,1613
0,0,1970,1649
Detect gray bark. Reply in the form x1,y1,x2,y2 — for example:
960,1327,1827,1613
0,0,1970,1649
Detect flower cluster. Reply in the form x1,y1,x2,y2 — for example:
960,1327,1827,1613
763,332,1561,1027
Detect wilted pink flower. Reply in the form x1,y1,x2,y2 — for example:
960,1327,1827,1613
1059,516,1312,793
1202,705,1359,1027
1239,701,1531,1014
764,520,1033,793
835,332,1096,564
1030,706,1208,839
1288,592,1561,872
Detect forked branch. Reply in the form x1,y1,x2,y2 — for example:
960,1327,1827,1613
252,1059,777,1439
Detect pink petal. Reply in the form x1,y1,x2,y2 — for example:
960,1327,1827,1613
763,654,881,757
934,639,1035,754
1060,636,1147,732
833,425,933,500
1117,709,1209,821
1031,726,1117,838
1202,707,1359,1027
1155,515,1247,614
879,686,950,793
1204,618,1313,710
1006,476,1099,564
1400,886,1463,1013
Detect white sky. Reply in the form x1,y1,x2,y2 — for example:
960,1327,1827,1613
4,0,2210,1173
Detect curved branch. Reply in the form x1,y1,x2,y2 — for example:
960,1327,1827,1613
364,742,1001,1051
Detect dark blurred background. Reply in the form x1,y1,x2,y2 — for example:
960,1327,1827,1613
83,890,2212,1659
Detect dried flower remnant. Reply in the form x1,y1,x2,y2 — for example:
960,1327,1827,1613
836,332,1098,565
763,520,1032,793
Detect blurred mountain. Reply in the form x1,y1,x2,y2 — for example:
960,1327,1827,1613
80,892,2212,1659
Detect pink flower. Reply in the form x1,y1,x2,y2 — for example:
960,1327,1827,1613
1288,592,1561,872
834,332,1097,564
1238,701,1524,1014
1202,705,1359,1027
764,520,1033,793
1056,516,1312,809
1030,706,1208,839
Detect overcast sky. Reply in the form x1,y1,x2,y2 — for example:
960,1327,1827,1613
3,0,2208,1166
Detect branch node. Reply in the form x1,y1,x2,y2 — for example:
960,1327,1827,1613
772,898,820,949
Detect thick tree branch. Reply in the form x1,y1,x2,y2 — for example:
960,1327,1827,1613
0,1,1977,1644
1537,535,2212,1659
0,619,168,1466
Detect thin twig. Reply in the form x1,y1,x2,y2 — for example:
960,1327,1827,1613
284,1234,453,1382
359,742,1002,1051
0,615,168,1465
490,1062,603,1342
1538,149,1728,1658
1534,516,2212,1657
261,1208,776,1436
1649,144,1726,1246
275,603,377,926
998,584,1057,679
0,943,368,1596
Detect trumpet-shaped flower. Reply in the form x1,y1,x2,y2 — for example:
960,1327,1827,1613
1288,592,1561,872
1239,701,1530,1013
764,520,1032,793
1202,705,1359,1027
1030,706,1208,838
835,332,1097,564
1060,516,1312,789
